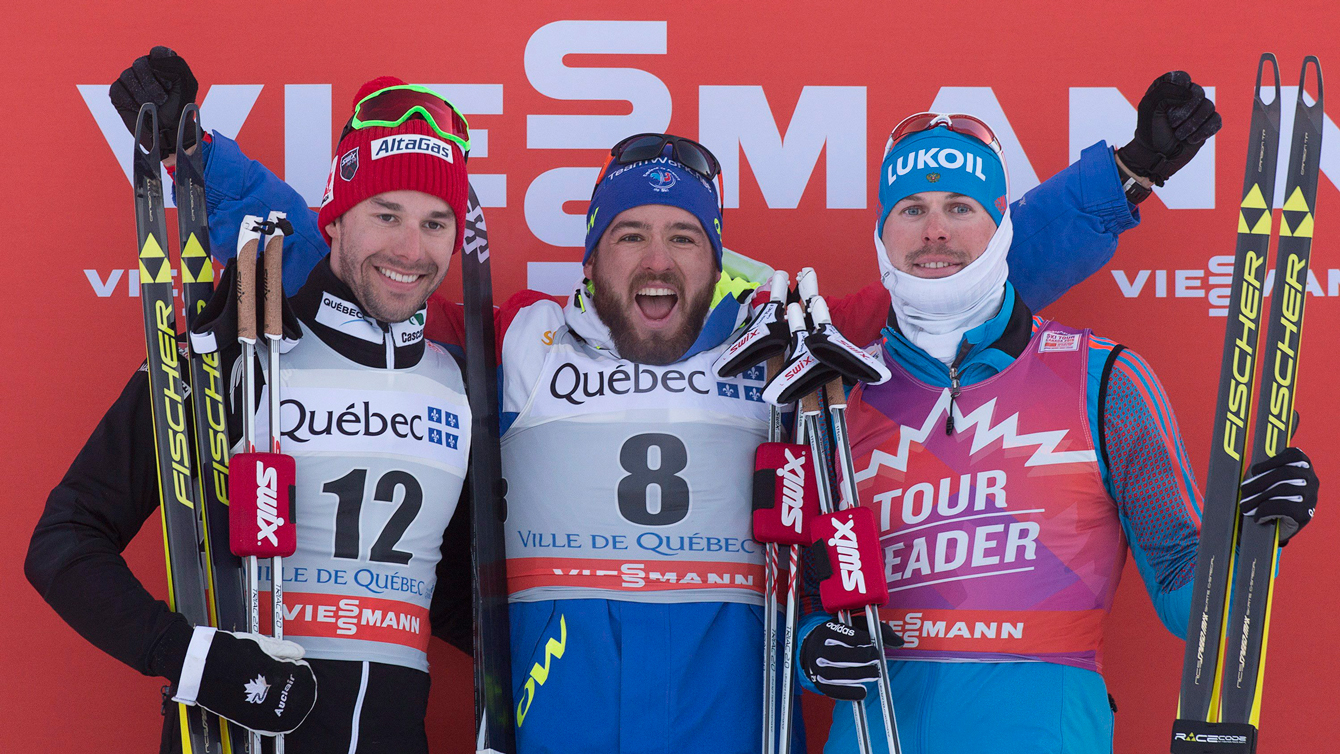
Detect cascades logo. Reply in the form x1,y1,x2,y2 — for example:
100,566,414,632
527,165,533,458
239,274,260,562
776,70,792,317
244,674,271,704
828,516,867,594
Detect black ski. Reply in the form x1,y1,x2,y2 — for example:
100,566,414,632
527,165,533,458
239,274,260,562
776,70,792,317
175,105,250,754
1172,55,1281,748
132,103,223,754
1219,55,1323,733
461,185,516,754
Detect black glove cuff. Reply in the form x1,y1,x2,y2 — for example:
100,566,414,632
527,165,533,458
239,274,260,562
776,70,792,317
1114,148,1155,204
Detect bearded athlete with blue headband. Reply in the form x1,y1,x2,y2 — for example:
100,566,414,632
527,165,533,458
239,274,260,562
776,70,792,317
99,49,1304,753
793,111,1321,754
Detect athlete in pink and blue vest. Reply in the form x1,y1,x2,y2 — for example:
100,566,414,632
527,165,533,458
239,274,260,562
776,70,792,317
796,107,1321,754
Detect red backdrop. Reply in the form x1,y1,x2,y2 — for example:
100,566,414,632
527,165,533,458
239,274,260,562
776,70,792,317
3,1,1339,751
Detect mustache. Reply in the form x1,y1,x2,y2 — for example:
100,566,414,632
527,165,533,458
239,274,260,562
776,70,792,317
629,271,683,295
366,254,439,277
904,243,972,266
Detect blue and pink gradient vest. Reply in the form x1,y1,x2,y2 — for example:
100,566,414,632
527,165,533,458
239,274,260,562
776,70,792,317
846,322,1125,673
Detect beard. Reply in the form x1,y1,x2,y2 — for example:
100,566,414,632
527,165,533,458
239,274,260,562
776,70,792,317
591,267,714,366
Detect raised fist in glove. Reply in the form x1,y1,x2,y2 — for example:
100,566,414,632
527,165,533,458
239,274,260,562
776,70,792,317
109,46,199,155
171,626,317,735
800,619,903,701
1117,71,1222,192
1240,446,1319,545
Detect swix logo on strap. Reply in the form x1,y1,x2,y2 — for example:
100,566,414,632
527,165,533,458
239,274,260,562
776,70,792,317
229,452,295,558
828,517,867,594
814,507,888,612
778,448,808,534
255,460,286,547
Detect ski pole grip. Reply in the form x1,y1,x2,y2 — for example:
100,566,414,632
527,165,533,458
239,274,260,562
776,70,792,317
236,216,262,344
263,220,285,339
797,267,818,303
229,452,297,558
766,354,784,381
824,378,847,410
800,389,821,416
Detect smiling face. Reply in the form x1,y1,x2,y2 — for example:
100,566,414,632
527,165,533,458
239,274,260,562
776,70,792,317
325,190,456,323
584,204,720,365
880,191,998,279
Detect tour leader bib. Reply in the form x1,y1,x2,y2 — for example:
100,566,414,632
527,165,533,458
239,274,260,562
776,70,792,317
846,323,1124,673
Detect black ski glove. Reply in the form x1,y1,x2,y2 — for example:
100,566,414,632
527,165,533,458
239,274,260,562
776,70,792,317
1240,446,1319,546
799,619,903,701
1117,71,1221,191
109,46,199,155
169,626,317,735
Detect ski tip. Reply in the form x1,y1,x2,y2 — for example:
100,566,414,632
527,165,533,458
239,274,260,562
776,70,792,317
1300,56,1323,102
134,103,159,158
1255,54,1280,97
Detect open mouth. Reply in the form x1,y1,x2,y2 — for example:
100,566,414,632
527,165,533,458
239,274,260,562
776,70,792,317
634,285,679,325
377,266,425,286
911,259,963,278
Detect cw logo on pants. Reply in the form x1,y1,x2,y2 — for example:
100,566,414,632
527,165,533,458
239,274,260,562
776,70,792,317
516,615,568,725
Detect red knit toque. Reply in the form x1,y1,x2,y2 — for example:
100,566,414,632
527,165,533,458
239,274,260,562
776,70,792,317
318,77,469,253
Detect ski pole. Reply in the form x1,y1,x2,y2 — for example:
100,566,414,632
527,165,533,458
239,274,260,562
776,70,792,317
229,215,298,754
235,217,263,754
822,377,901,754
772,299,829,754
794,269,899,753
762,352,782,754
261,212,291,754
798,382,876,754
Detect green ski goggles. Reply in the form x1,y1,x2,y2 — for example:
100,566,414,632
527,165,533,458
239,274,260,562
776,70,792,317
348,84,471,154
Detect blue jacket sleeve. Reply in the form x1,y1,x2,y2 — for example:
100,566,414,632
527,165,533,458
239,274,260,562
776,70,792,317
1006,141,1141,312
197,132,328,295
1087,339,1200,639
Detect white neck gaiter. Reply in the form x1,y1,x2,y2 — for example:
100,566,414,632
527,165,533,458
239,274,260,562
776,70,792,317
875,208,1013,366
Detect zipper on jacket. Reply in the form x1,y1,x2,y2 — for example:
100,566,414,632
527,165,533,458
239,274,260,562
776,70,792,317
380,322,394,369
945,340,973,435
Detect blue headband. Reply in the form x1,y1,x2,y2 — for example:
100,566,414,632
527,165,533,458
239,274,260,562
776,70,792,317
584,151,724,266
877,129,1007,236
